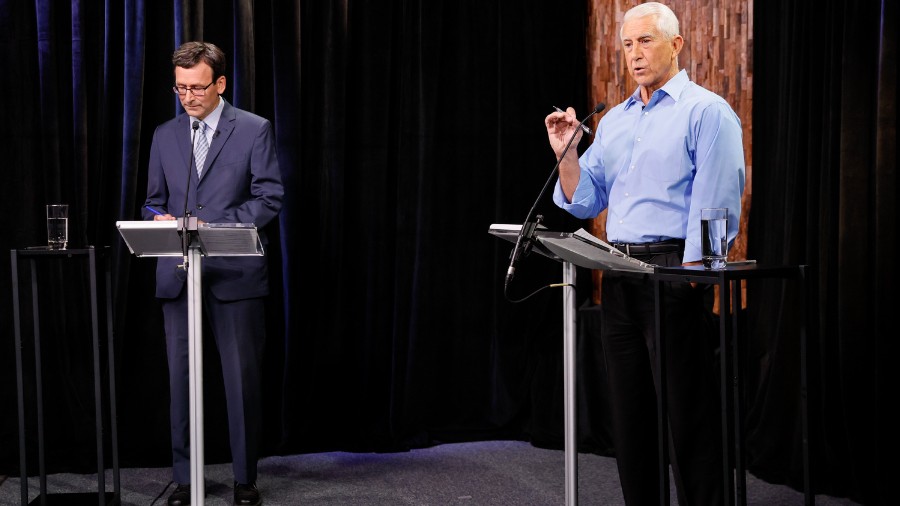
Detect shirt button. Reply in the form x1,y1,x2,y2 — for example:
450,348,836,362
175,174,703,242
636,137,641,142
618,220,624,224
624,192,630,197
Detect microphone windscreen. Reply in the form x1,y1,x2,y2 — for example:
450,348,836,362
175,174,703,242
594,103,606,113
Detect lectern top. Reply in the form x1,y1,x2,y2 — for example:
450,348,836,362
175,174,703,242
116,220,263,257
488,223,654,273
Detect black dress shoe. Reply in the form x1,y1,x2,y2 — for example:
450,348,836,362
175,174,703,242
234,482,262,506
168,484,191,506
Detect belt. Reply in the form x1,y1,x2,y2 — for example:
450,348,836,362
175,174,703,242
612,240,684,257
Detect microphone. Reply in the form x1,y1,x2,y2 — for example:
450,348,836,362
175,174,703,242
183,120,200,219
179,120,201,270
505,103,606,287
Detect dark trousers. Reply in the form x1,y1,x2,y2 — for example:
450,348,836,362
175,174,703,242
162,290,266,485
601,251,723,506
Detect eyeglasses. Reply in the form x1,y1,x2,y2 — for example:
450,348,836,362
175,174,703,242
173,82,215,96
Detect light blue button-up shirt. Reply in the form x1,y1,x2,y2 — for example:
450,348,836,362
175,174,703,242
553,69,745,263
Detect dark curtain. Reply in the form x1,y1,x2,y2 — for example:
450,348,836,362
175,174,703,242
0,1,894,505
749,1,896,505
1,0,590,476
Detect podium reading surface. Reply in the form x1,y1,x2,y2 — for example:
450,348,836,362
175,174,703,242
116,220,263,257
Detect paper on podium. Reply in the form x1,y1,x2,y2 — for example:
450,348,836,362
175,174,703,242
488,224,654,273
116,220,263,257
540,228,654,273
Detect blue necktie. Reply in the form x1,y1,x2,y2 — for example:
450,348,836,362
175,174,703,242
194,121,209,177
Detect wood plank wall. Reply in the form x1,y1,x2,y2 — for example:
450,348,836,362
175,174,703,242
584,0,753,305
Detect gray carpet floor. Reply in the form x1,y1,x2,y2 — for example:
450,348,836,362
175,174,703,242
0,440,862,505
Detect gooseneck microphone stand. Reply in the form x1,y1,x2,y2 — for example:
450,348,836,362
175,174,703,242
504,103,606,292
180,120,201,271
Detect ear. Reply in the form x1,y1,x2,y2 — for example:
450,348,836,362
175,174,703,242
671,34,684,58
215,75,227,95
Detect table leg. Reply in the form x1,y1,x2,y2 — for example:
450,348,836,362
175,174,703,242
718,273,733,505
654,279,670,506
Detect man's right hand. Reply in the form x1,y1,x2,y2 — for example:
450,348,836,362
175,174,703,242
545,106,583,159
545,106,583,201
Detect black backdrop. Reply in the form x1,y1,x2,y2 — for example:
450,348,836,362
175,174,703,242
1,1,895,505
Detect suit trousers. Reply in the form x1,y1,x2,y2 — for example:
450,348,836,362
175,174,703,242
162,288,266,485
600,250,723,506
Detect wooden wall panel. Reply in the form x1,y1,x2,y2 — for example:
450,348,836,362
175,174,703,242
585,0,753,304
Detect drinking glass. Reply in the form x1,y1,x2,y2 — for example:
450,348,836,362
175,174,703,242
701,208,728,270
47,204,68,249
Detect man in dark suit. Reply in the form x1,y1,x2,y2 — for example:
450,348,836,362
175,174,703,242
142,41,283,506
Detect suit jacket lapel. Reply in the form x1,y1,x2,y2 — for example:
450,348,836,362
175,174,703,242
199,101,236,180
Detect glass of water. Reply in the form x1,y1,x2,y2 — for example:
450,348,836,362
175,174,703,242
47,204,68,249
701,207,728,270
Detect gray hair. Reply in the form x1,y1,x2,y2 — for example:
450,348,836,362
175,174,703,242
621,2,680,41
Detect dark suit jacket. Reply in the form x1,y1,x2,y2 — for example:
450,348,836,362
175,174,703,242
142,100,284,301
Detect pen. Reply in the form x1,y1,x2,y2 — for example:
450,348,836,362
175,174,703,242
553,106,593,135
145,205,164,216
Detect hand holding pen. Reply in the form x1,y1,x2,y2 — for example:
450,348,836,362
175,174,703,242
145,205,175,220
553,106,593,136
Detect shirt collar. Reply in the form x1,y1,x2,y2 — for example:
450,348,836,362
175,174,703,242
624,69,689,110
191,97,224,131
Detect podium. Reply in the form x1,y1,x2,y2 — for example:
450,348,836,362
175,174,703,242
490,224,651,506
492,224,812,506
117,220,264,506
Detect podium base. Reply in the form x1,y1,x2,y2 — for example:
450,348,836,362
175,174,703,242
29,492,117,505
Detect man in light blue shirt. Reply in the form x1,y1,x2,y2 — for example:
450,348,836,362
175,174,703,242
553,66,744,262
545,2,744,505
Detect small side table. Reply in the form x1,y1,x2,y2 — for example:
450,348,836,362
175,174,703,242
652,263,812,506
11,247,120,506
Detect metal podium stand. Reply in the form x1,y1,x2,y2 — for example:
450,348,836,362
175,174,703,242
490,224,652,506
117,220,264,506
